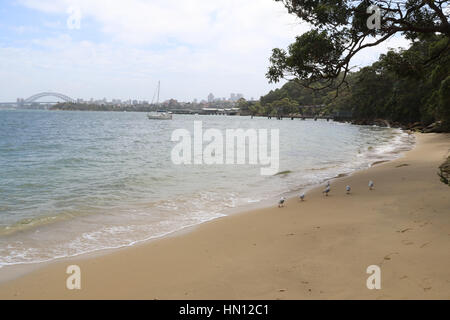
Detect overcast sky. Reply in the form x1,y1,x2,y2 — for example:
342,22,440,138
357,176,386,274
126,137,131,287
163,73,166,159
0,0,411,102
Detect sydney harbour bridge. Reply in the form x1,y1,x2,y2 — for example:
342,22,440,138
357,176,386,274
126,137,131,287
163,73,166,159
0,92,76,108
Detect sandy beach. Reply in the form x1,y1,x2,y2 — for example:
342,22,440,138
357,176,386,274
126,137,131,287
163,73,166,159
0,133,449,300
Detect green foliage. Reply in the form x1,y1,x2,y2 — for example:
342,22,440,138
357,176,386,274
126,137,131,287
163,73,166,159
267,30,344,84
51,102,156,112
439,156,450,185
438,76,450,130
338,35,449,127
260,80,335,107
261,35,450,129
269,0,449,87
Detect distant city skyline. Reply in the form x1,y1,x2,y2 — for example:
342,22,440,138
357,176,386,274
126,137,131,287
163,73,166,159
0,0,411,102
4,90,249,107
8,90,248,105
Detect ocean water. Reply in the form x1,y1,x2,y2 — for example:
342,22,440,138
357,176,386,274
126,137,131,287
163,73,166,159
0,110,415,267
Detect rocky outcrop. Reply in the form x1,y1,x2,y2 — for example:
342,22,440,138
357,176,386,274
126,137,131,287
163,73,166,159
349,119,393,127
342,119,447,133
422,122,447,133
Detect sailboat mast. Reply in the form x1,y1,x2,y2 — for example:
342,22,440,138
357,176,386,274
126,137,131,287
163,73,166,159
151,81,161,106
157,81,160,105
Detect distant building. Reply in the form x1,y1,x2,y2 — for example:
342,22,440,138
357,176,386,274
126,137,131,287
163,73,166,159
229,93,244,102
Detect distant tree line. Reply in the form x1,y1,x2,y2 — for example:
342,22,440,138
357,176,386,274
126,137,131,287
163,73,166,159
51,103,158,112
331,34,449,131
255,34,449,131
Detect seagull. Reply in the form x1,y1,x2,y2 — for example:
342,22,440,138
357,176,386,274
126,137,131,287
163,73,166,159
346,185,351,194
299,193,305,201
369,180,374,190
279,197,286,208
323,186,331,196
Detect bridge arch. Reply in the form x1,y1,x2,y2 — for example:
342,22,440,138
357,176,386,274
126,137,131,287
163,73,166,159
24,92,75,103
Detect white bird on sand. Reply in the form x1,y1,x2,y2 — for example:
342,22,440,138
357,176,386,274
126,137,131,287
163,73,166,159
279,197,286,208
299,193,305,201
346,185,351,194
369,180,374,190
323,186,331,196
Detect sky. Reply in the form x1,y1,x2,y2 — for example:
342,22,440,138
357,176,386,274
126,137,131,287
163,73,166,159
0,0,412,102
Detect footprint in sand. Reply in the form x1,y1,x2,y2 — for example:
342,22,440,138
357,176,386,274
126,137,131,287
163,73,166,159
382,252,399,264
420,242,431,248
396,164,410,168
402,240,414,246
400,276,408,280
413,221,432,228
423,287,432,292
419,278,433,292
397,228,413,233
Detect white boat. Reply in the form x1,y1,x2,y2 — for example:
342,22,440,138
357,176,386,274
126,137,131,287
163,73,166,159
147,81,172,120
147,111,172,120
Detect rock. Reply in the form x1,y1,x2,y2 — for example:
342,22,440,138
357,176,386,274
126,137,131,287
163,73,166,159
373,119,391,127
423,121,446,133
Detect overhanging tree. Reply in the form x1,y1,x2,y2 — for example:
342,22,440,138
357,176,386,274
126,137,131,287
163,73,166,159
267,0,450,90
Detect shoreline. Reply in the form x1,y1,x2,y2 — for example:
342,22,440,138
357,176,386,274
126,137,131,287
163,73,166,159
0,133,449,299
0,127,414,282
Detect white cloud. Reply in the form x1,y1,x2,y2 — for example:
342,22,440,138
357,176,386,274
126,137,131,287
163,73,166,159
1,0,411,101
3,0,309,101
18,0,305,46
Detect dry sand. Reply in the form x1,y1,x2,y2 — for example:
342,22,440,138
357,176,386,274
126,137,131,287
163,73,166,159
0,133,449,300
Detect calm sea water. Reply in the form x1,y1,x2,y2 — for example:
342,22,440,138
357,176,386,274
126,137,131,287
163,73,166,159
0,110,415,267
